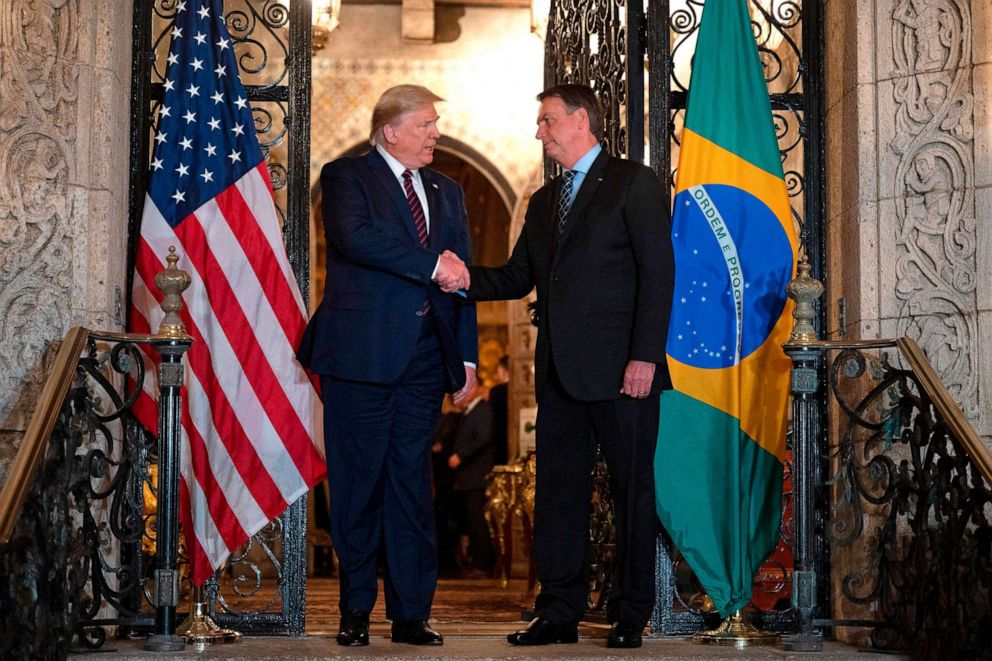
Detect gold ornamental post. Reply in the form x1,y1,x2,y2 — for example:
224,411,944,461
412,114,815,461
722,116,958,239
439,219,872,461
692,610,781,648
176,584,242,647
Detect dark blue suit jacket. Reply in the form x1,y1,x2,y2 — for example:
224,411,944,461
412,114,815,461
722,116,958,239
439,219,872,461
297,149,478,391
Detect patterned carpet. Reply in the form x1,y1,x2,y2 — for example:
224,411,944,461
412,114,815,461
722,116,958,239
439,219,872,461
306,577,536,634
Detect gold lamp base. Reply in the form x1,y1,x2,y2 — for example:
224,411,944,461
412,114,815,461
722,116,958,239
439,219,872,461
176,601,242,646
692,610,781,649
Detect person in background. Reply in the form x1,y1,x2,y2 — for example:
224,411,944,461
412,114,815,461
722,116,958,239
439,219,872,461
487,355,510,466
448,375,495,578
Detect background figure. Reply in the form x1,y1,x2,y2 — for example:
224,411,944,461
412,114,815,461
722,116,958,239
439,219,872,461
487,354,510,466
444,84,674,649
431,398,462,575
448,376,495,577
297,84,477,648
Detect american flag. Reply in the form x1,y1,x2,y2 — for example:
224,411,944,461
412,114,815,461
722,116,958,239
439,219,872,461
129,0,325,585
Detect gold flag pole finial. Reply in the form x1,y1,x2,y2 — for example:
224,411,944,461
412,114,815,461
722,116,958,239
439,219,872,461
692,609,781,648
154,246,193,340
785,253,824,345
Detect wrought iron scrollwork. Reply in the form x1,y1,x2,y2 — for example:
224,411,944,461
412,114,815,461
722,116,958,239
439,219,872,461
0,336,154,658
823,344,992,658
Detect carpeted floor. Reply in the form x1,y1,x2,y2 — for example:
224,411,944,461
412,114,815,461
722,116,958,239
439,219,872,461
306,577,536,634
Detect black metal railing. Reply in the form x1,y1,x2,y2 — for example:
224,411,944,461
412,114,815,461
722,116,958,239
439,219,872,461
785,334,992,659
0,324,192,659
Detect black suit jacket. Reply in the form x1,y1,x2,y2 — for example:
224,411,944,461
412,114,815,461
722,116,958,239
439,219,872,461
451,399,494,492
468,150,673,402
297,149,478,391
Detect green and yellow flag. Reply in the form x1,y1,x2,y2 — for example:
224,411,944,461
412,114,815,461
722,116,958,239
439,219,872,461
655,0,798,617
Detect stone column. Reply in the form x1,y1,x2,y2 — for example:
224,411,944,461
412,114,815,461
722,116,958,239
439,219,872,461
825,0,990,443
0,2,133,481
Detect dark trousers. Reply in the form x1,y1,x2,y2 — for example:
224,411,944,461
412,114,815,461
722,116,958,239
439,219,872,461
321,319,447,621
456,487,494,571
533,366,660,626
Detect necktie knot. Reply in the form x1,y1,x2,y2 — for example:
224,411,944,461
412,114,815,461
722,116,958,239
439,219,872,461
402,169,413,181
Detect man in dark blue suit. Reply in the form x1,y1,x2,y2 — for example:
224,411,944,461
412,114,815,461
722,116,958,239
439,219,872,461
297,84,477,648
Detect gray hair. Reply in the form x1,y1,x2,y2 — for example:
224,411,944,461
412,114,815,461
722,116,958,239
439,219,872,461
370,85,444,145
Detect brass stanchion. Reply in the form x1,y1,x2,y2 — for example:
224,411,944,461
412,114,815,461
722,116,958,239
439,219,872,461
176,584,242,647
692,610,781,648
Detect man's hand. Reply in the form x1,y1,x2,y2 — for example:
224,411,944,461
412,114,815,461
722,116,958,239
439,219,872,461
434,250,470,292
620,360,656,399
448,453,462,469
452,365,476,405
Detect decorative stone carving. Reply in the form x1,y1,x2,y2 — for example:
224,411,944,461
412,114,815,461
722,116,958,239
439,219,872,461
0,1,79,432
889,0,981,426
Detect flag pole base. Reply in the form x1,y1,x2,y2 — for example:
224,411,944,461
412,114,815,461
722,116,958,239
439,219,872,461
692,610,781,648
177,597,242,647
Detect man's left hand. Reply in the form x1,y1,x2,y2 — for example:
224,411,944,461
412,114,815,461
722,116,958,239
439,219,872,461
620,360,656,399
453,365,476,405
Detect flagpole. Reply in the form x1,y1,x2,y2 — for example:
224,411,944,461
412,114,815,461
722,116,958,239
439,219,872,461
144,248,193,653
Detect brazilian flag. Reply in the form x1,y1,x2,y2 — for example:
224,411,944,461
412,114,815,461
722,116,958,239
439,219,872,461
655,0,798,617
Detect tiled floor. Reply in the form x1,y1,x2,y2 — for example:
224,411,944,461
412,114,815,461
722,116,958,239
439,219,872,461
68,577,904,660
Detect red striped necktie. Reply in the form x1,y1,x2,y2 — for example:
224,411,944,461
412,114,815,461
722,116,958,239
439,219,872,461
402,169,429,247
402,169,431,316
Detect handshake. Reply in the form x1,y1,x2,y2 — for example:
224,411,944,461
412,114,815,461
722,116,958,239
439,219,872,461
433,250,470,293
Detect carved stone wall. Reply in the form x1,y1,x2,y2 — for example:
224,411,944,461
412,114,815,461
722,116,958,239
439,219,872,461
0,1,133,483
825,0,990,441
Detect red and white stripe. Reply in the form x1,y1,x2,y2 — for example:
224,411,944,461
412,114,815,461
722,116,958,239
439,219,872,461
131,162,325,585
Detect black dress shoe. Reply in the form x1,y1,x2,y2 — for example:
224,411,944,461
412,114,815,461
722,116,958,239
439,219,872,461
507,617,579,645
336,611,369,646
390,620,443,645
607,621,643,648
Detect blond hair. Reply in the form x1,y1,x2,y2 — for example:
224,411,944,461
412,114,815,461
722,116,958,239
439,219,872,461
369,85,444,145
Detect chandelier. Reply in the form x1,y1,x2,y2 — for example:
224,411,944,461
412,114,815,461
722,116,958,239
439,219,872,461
312,0,341,54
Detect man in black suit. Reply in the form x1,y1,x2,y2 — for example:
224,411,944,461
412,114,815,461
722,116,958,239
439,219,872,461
439,84,673,648
487,355,510,466
298,84,478,647
448,376,495,576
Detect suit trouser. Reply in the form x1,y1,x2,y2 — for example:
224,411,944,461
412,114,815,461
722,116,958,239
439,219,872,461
321,318,447,621
456,487,494,571
533,365,660,626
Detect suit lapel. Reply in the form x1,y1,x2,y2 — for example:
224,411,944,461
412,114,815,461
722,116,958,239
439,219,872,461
421,168,445,249
366,150,422,244
554,150,610,256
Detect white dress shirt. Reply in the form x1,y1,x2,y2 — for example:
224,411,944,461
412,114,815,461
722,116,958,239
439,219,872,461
376,144,431,233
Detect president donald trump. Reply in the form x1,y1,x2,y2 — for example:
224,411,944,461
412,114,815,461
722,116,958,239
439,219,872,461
297,84,477,647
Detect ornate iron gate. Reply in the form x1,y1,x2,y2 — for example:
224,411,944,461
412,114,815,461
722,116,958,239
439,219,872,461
126,0,312,634
544,0,827,635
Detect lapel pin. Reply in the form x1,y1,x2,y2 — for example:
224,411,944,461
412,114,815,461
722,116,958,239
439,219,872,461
431,183,439,189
